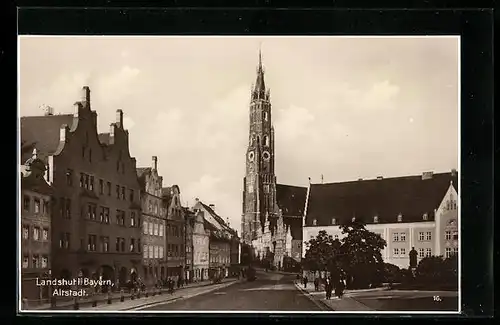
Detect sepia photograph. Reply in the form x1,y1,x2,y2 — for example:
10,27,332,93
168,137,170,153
18,36,460,314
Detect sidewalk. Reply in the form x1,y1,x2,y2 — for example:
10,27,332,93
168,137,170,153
294,281,375,311
254,267,299,276
26,277,239,311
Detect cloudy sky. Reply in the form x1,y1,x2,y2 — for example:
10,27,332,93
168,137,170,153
19,36,459,234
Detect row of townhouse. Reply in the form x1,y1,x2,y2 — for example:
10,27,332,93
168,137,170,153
19,86,241,303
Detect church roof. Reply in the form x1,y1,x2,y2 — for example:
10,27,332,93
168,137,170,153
276,184,307,217
305,171,458,227
20,114,74,163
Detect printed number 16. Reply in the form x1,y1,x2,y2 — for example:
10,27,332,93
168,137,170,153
433,296,442,302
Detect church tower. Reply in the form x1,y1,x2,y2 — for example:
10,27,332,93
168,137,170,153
241,50,278,245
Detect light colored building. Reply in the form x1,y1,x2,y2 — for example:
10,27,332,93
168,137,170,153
20,86,143,287
302,170,459,269
137,156,166,285
20,148,53,304
191,208,209,281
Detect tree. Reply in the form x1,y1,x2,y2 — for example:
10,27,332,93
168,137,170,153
339,220,387,288
416,254,458,288
302,230,342,272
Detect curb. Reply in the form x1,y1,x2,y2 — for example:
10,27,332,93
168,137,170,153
293,281,332,311
126,280,242,311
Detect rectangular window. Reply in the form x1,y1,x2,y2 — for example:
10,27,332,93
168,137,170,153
42,228,49,241
393,233,399,242
41,256,48,268
159,224,164,237
445,247,452,258
400,248,406,256
34,198,41,213
121,187,125,200
66,169,73,186
445,231,451,240
149,245,154,259
453,247,458,255
23,195,30,211
154,223,158,236
115,238,120,252
32,255,39,268
99,207,104,222
33,227,40,241
121,238,125,252
143,221,148,234
84,174,89,190
89,176,94,191
154,246,159,259
149,222,153,235
131,212,136,227
426,248,432,257
107,182,111,196
22,225,29,240
400,232,406,242
418,248,425,258
130,238,135,252
138,239,141,252
159,246,164,258
452,231,458,241
116,185,120,199
104,207,110,224
43,200,49,214
418,232,425,241
87,234,97,251
143,245,148,258
129,189,134,202
425,232,432,241
80,173,84,188
116,210,125,226
99,179,104,194
22,256,29,268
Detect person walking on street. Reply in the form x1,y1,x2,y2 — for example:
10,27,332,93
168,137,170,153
335,276,346,299
325,276,333,300
314,276,320,291
303,276,308,289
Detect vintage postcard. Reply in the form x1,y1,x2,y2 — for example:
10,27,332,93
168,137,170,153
18,36,460,314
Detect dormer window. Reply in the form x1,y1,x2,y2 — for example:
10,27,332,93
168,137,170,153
312,219,317,226
423,213,428,221
331,218,336,225
373,216,379,223
351,217,356,222
397,214,403,222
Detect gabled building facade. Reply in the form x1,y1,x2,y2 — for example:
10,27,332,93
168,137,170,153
20,148,53,303
20,86,143,289
161,185,185,280
191,209,210,281
302,170,459,269
137,156,166,286
183,207,195,282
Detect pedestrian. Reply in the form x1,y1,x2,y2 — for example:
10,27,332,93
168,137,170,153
303,276,308,289
325,276,333,299
335,277,346,299
314,277,320,291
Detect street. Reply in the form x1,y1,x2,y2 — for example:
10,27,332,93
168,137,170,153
139,271,321,311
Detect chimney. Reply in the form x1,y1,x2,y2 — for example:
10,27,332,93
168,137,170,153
116,109,124,128
41,104,54,116
226,218,230,227
209,204,215,211
451,169,457,176
195,198,199,202
81,86,90,105
422,171,434,180
152,156,158,170
358,178,363,181
321,174,324,184
376,176,383,180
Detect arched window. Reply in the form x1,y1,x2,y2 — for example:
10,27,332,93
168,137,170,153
397,214,403,222
312,219,317,226
423,213,428,221
264,135,270,147
264,112,268,121
331,218,336,225
373,216,379,223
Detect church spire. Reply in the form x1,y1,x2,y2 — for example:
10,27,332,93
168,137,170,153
253,47,266,98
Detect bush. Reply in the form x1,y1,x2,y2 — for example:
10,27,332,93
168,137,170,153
414,255,458,289
383,263,403,283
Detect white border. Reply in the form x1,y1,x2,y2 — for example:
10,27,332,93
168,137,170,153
17,35,461,315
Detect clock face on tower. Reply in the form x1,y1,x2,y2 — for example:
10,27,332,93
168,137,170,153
248,151,255,162
263,151,270,161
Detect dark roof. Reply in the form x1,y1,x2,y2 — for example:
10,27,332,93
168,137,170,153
136,167,150,177
199,201,239,237
306,171,458,226
276,184,307,217
20,114,74,163
204,219,218,232
285,218,303,241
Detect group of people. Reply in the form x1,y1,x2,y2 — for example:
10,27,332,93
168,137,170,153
299,273,347,300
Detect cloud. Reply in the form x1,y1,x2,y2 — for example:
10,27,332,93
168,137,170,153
274,105,315,141
122,116,135,130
